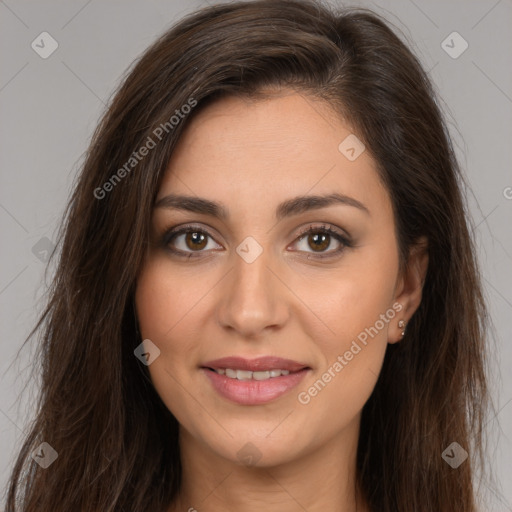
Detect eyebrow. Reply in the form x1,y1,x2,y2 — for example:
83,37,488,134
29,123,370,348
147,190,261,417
154,192,370,220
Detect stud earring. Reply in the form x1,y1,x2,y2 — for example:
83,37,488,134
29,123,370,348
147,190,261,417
398,319,406,337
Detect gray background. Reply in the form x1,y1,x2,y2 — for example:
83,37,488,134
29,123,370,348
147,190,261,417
0,0,511,509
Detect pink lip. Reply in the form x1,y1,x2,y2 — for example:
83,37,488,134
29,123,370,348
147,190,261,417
201,356,310,405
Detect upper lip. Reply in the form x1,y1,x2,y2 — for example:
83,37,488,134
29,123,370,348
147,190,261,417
202,356,309,372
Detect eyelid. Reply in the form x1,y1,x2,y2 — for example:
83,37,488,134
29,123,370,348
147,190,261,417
160,222,352,258
293,223,350,242
161,223,223,256
288,223,352,259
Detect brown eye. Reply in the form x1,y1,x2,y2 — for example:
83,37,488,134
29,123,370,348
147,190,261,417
291,224,351,259
162,225,222,257
307,232,330,252
184,231,207,250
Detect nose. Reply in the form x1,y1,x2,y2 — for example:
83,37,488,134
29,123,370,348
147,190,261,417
216,244,289,339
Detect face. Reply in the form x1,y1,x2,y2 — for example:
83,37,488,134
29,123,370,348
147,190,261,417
135,90,412,468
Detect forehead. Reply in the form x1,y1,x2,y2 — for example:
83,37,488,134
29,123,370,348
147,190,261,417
157,91,391,221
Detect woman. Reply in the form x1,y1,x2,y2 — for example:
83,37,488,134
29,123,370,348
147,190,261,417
6,0,492,510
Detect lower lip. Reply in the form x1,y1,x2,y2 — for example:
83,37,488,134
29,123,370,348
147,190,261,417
202,368,309,405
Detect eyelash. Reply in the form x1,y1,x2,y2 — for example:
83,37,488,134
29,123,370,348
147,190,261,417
160,223,352,260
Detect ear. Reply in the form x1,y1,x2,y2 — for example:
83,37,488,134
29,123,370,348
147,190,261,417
389,236,429,344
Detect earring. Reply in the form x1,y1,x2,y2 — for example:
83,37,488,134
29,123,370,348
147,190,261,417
398,319,406,337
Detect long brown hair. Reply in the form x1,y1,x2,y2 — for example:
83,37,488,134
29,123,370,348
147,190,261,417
5,1,492,510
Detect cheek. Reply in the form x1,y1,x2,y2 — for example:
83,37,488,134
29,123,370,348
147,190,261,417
134,256,226,401
135,257,211,349
295,243,399,354
134,260,201,426
291,245,398,418
134,260,199,388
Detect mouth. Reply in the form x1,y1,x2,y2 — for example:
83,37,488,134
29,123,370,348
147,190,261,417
201,356,311,405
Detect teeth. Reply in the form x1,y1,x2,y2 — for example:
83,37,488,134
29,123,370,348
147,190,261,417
236,370,253,380
213,368,295,380
253,371,270,380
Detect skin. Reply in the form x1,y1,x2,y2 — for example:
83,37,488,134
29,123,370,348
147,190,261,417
135,89,428,512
